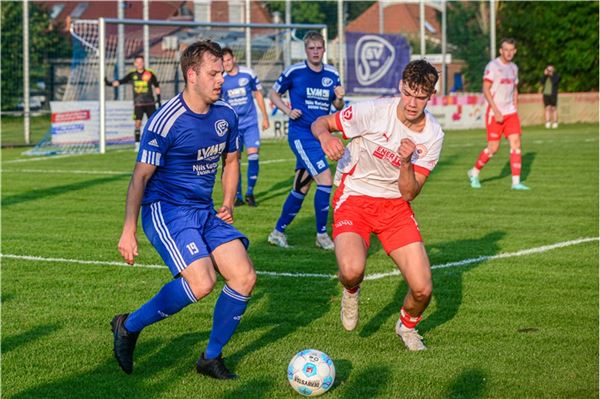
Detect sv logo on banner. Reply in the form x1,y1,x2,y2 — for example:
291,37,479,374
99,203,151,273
346,32,411,96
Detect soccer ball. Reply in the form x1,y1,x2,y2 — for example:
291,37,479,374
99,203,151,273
287,349,335,396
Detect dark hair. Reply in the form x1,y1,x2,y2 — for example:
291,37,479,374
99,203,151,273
180,40,223,83
134,55,144,60
222,47,235,57
500,38,516,47
303,31,325,47
402,60,439,95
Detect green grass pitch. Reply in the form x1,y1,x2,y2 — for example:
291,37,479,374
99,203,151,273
2,123,598,398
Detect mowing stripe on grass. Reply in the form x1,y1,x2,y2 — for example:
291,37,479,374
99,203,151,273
2,237,597,280
1,158,295,175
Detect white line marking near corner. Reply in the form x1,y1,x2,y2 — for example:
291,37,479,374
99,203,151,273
363,237,598,280
1,237,597,280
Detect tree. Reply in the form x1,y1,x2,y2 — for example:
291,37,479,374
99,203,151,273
264,1,374,40
447,1,491,92
1,2,71,110
497,1,599,93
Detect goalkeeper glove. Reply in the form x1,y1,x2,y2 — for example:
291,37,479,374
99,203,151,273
156,94,162,107
104,77,113,87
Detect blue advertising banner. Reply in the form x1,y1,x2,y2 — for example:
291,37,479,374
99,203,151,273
346,32,411,96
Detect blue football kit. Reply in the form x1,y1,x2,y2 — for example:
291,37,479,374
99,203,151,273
121,93,252,366
273,61,341,175
136,93,248,276
272,61,340,235
222,66,263,202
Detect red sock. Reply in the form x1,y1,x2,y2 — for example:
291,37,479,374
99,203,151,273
345,286,360,294
474,149,491,170
400,307,422,329
510,150,521,178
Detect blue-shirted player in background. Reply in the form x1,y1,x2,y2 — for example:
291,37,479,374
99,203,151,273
221,47,270,207
113,40,256,380
267,31,345,250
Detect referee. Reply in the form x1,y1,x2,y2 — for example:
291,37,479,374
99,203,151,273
106,55,161,151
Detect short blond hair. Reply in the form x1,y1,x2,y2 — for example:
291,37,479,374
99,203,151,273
303,31,325,47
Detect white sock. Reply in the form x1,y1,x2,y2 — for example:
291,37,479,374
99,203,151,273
512,176,520,185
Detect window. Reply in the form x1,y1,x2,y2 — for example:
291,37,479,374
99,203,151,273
70,3,88,18
50,4,65,19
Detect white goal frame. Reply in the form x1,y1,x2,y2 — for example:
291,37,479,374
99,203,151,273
97,17,327,153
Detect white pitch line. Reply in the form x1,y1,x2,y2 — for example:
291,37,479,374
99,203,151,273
1,237,597,281
1,168,130,176
3,153,90,164
363,237,598,281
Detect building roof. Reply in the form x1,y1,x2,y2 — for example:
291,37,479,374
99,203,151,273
345,2,441,40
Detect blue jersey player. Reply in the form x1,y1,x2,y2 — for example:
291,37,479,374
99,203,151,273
221,47,270,207
267,31,345,250
113,41,256,380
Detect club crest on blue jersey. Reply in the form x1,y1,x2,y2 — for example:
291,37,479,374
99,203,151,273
238,77,249,86
215,119,229,137
322,77,333,87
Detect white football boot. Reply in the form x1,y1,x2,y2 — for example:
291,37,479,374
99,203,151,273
340,288,360,331
268,229,289,248
315,233,334,251
395,320,427,351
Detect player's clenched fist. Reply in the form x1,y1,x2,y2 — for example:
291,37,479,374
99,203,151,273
398,138,416,164
334,85,345,100
321,134,345,161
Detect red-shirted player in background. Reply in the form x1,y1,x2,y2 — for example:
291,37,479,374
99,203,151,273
468,38,530,190
311,60,444,351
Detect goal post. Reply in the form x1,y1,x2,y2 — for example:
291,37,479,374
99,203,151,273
98,17,327,154
27,17,327,156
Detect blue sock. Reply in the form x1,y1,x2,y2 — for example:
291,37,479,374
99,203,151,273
124,277,197,333
315,185,332,234
246,153,259,196
276,190,305,232
205,285,250,359
236,167,243,201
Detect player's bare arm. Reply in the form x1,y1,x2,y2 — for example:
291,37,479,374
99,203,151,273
483,80,503,123
218,150,239,223
397,138,428,201
332,86,345,110
312,114,345,161
269,88,302,120
118,162,157,265
254,90,270,130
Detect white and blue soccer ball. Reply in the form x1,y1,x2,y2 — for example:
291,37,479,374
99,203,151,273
287,349,335,396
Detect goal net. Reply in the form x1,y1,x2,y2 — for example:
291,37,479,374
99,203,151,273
26,18,324,156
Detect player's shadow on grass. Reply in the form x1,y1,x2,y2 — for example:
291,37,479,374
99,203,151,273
443,368,488,399
2,322,62,354
2,174,129,208
479,152,536,184
252,176,294,204
359,231,505,338
9,332,219,399
338,365,391,398
227,216,339,367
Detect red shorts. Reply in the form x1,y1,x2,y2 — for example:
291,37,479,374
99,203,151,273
332,194,423,255
486,111,522,141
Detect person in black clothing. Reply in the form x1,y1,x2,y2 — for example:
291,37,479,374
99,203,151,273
541,64,560,129
105,55,161,150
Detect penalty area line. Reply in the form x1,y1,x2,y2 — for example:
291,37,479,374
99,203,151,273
1,237,597,280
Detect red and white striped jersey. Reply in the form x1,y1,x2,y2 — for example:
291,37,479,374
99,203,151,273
333,97,444,200
483,58,519,116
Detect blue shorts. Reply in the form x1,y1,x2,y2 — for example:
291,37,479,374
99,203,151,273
141,201,249,277
239,123,260,151
289,137,329,177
